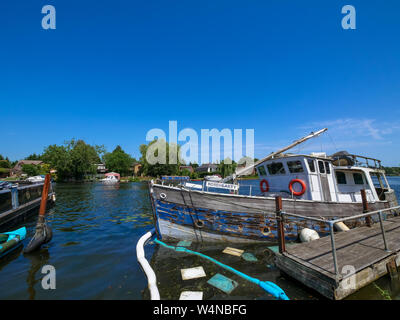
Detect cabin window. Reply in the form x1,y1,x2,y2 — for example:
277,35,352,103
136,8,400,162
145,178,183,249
324,162,331,174
336,171,347,184
267,162,286,175
353,173,364,185
370,172,388,189
307,159,315,172
287,161,304,173
318,161,325,174
257,165,267,176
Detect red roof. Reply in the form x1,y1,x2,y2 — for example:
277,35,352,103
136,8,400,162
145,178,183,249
105,172,120,179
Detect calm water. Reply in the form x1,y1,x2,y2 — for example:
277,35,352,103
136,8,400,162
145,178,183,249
0,177,400,300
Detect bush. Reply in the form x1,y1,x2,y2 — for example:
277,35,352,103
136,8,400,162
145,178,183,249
22,164,41,176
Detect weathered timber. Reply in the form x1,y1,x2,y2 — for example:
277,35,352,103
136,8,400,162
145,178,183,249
151,183,391,242
275,216,400,300
152,184,389,218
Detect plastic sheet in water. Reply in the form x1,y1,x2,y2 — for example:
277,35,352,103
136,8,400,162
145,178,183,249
207,273,238,294
241,252,258,262
177,240,192,247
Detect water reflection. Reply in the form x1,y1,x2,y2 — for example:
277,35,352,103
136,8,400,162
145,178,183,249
24,249,50,300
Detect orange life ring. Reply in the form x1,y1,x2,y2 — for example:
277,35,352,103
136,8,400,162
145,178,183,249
260,179,269,192
288,179,307,196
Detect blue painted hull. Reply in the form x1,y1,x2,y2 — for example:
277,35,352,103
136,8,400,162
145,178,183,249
153,199,330,243
149,182,391,243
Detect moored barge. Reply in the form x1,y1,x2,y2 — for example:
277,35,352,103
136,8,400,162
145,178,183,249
0,181,56,231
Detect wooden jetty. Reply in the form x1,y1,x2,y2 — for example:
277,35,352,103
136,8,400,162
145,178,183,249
273,192,400,300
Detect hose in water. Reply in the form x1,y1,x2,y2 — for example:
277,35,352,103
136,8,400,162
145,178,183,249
154,238,289,300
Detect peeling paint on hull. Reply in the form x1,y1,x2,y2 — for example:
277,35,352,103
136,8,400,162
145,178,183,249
154,199,331,243
150,183,391,243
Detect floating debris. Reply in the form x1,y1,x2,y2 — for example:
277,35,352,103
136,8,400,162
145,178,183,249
177,240,192,247
266,246,279,254
181,266,206,280
207,273,238,294
222,247,244,257
179,291,203,300
241,252,258,262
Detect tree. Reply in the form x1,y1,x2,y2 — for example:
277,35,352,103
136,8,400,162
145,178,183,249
68,140,100,179
25,153,42,161
42,139,102,181
139,139,183,177
42,144,70,181
103,145,134,176
0,155,11,169
218,158,237,178
22,164,41,176
0,160,11,169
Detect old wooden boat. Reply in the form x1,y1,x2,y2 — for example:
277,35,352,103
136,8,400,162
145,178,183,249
0,181,56,230
148,129,399,243
0,227,26,258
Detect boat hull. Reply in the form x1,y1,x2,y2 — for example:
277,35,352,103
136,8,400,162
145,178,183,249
150,183,391,243
0,227,26,258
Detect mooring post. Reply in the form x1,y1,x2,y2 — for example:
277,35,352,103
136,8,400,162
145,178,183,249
361,189,372,227
275,196,285,254
378,211,389,251
387,258,399,280
329,222,339,278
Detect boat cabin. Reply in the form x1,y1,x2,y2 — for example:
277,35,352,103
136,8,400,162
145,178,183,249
255,152,394,204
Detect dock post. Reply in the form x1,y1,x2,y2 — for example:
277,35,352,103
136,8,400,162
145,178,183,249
275,196,285,254
378,211,389,252
361,189,372,227
387,258,398,280
329,222,339,279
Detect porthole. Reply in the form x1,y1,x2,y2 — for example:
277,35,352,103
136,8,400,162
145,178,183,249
195,220,204,228
261,226,271,236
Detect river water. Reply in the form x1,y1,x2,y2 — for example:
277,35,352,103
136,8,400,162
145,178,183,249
0,177,400,300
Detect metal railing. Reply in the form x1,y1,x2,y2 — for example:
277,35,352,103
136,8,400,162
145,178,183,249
279,205,400,278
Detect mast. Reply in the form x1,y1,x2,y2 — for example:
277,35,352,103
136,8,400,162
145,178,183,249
222,128,328,183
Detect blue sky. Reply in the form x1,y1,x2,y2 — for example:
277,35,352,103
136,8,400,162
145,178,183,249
1,1,399,165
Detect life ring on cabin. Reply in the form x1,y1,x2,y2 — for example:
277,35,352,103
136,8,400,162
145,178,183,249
288,179,307,196
260,179,269,193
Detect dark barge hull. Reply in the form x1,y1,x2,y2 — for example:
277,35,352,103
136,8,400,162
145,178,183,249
0,182,55,232
149,182,391,243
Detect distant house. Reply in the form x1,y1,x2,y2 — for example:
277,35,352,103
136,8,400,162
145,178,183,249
179,165,194,173
132,163,142,176
195,163,218,173
96,163,107,174
11,160,43,176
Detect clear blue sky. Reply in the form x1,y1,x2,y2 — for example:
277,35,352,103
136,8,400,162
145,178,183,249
1,1,399,165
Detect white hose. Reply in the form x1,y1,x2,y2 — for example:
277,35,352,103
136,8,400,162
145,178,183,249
136,229,160,300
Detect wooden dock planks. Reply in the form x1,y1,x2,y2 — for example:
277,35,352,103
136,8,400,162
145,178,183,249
275,216,400,299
